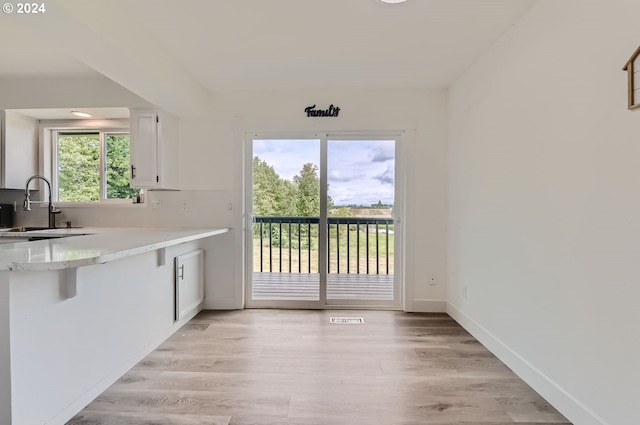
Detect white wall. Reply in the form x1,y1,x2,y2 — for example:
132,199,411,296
179,89,449,310
0,84,449,312
448,1,640,424
0,77,151,110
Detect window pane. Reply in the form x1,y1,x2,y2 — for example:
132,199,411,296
58,133,100,202
106,134,140,200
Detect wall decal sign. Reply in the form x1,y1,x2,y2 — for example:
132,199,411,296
305,104,340,117
623,45,640,110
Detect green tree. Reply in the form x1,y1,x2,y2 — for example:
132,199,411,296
57,133,138,202
293,163,319,217
58,134,100,202
252,157,296,216
106,134,139,199
252,157,298,247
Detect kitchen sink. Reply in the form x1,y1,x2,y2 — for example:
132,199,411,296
0,226,90,243
0,234,86,244
4,227,51,232
2,226,83,232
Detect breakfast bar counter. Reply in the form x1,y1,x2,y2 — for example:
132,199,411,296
0,227,229,271
0,227,230,425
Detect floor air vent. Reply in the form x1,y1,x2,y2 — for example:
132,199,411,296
330,317,365,325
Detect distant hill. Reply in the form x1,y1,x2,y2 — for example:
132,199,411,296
331,207,393,218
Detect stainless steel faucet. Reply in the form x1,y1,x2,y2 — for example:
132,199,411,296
23,175,61,228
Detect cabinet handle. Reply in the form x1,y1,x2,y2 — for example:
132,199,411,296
178,264,184,280
131,165,136,179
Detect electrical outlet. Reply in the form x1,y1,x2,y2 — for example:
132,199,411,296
183,202,188,210
228,203,233,210
151,201,160,210
429,273,437,285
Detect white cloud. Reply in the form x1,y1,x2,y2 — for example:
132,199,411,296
253,138,395,206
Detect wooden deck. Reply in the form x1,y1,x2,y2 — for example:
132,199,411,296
252,272,394,301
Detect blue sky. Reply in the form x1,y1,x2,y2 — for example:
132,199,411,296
253,139,395,206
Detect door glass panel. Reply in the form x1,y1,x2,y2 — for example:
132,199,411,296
251,139,321,301
327,139,396,301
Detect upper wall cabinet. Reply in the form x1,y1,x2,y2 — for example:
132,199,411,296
130,109,179,190
0,110,37,189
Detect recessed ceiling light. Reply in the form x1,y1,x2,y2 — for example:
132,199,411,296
71,111,92,118
379,0,408,3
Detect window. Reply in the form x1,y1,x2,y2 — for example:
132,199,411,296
54,130,140,203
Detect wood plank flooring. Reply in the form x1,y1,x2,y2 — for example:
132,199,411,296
67,310,572,425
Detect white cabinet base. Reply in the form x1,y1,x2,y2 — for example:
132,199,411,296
174,249,204,321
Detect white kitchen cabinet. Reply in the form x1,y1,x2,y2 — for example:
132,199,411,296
174,249,204,321
129,109,179,189
0,110,37,189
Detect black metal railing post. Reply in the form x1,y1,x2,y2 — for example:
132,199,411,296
336,222,340,274
386,222,389,274
298,222,301,273
327,222,331,274
357,223,360,274
375,222,379,275
269,221,273,272
259,222,264,272
346,221,350,274
307,222,311,273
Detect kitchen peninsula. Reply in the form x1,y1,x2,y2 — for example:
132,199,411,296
0,227,229,425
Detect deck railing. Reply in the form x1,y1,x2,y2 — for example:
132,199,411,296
253,216,394,275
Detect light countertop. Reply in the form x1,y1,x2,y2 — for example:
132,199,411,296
0,227,229,271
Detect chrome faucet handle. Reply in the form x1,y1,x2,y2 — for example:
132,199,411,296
23,195,31,211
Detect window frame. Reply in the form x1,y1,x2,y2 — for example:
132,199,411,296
49,125,139,206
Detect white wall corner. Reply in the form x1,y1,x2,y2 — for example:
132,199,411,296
446,303,610,425
412,299,447,313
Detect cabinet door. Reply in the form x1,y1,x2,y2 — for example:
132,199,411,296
130,111,159,188
0,110,37,189
174,249,204,321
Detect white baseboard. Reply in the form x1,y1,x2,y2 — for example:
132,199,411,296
46,306,203,425
412,299,447,312
446,303,609,425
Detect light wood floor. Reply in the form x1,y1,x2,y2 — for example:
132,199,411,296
67,310,572,425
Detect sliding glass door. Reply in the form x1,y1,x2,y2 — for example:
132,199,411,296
325,137,399,306
250,137,322,305
245,133,402,309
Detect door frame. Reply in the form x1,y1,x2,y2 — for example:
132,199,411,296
244,131,405,310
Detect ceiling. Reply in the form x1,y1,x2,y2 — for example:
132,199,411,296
13,107,131,120
0,0,537,116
